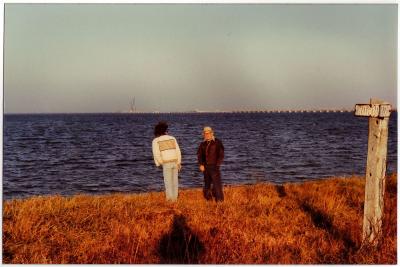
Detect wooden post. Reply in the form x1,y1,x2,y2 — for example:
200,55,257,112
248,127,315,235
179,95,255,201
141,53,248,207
354,98,391,245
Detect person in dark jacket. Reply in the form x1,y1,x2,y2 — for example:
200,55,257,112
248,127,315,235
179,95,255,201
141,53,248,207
197,126,224,202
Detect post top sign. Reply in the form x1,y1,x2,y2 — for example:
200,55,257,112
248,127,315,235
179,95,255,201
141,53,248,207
355,103,391,118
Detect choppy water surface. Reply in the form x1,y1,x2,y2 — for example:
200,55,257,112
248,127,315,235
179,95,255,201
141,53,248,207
4,112,397,200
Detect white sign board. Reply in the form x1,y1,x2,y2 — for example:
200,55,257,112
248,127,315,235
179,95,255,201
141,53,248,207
355,104,391,118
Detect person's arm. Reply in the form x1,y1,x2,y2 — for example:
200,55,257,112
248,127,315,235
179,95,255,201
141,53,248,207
197,143,204,165
152,139,163,167
175,137,182,165
197,143,205,172
217,139,224,166
175,137,182,171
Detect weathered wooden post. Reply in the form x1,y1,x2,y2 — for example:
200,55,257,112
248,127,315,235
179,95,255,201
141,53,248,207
354,98,391,245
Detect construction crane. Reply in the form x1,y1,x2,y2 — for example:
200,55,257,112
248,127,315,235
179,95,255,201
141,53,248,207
129,97,136,113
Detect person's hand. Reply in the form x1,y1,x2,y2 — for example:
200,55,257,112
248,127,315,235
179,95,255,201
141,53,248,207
199,165,205,172
177,163,182,172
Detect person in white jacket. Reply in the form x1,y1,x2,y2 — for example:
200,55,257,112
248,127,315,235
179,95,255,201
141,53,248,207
152,121,182,202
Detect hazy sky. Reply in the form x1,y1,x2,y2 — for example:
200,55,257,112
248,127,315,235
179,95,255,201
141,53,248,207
4,4,397,113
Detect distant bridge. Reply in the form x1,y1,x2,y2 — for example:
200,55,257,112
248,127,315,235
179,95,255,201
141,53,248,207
119,108,359,114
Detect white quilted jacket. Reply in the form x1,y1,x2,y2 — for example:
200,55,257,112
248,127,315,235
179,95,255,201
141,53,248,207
152,135,181,167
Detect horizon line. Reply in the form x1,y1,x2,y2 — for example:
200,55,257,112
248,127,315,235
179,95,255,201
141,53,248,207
6,108,399,115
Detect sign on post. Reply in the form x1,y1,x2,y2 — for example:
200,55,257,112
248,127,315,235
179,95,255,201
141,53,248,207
355,103,391,118
354,99,391,245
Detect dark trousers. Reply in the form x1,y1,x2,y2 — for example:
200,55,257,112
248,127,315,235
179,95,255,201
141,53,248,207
203,165,224,202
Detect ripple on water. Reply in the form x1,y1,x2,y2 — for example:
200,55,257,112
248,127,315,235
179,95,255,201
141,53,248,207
3,112,398,200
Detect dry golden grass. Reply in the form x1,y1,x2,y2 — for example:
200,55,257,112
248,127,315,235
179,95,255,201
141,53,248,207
3,174,397,264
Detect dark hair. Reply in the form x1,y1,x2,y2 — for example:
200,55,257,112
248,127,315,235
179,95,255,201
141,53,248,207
154,121,168,137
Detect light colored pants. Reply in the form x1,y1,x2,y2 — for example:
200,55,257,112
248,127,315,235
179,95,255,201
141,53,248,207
162,162,179,201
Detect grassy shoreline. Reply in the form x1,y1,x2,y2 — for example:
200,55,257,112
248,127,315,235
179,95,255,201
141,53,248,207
3,174,397,264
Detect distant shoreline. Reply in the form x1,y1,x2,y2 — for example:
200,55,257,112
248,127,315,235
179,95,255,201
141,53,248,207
6,109,392,116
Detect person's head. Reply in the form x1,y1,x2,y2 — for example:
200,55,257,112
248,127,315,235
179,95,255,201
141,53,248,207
154,121,168,137
202,126,215,141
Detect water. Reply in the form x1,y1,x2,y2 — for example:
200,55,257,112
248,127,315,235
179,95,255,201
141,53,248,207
3,112,397,200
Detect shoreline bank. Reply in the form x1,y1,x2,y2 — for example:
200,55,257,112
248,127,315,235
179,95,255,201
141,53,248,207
6,174,394,202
